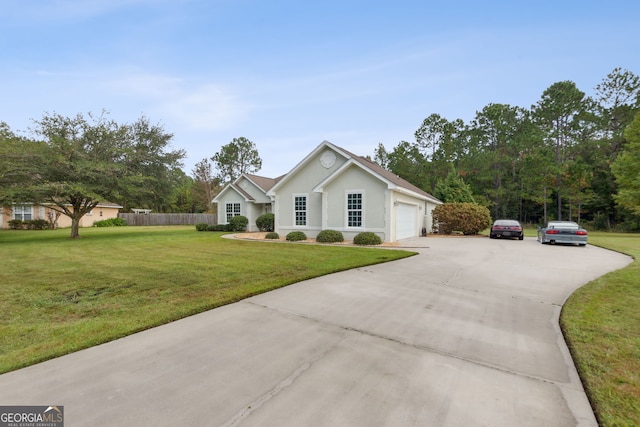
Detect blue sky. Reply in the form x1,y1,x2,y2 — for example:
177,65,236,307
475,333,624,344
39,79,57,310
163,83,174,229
2,0,639,177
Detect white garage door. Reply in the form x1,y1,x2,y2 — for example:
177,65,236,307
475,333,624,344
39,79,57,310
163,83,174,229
396,203,417,240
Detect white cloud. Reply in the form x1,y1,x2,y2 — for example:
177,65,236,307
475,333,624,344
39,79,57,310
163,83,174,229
105,72,253,131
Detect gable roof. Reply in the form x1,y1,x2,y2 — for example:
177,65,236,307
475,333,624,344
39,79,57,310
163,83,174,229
212,173,285,203
268,140,442,204
243,173,284,193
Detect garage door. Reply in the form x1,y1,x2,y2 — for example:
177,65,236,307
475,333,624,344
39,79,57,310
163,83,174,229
396,203,417,240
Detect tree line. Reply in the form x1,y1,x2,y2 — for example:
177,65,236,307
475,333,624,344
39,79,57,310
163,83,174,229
374,68,640,230
2,67,638,238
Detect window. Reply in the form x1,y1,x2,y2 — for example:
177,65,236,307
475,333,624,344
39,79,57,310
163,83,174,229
13,205,33,221
347,192,363,227
226,202,241,222
294,195,307,226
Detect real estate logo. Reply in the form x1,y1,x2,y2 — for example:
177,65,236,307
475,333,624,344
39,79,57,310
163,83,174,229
0,406,63,427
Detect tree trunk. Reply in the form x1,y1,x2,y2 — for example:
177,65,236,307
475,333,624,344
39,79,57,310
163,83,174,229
70,216,81,239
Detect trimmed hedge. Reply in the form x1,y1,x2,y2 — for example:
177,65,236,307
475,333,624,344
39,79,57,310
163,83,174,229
256,213,275,232
265,232,280,239
93,218,127,227
316,229,344,243
195,223,209,231
228,215,248,232
8,219,51,230
432,203,492,235
353,232,382,245
286,231,307,241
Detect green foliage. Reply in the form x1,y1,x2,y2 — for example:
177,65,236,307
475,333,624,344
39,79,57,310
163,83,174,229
211,137,262,183
265,232,280,239
316,229,344,243
228,215,248,232
30,219,51,230
195,222,209,231
434,165,475,203
286,231,307,241
207,224,227,231
612,112,640,215
6,219,50,230
256,213,275,232
3,111,185,239
353,232,382,245
8,219,23,229
93,218,127,227
432,203,492,235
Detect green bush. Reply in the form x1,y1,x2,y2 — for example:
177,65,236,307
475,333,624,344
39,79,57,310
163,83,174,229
432,203,492,235
228,215,248,232
31,219,50,230
353,232,382,245
256,213,275,232
202,224,227,231
316,229,344,243
265,232,280,239
286,231,307,241
8,219,23,230
93,218,127,227
195,223,209,231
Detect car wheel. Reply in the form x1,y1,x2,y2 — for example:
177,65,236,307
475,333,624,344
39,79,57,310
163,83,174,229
519,235,524,240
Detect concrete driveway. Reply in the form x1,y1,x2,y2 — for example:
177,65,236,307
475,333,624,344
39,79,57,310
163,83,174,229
0,237,631,426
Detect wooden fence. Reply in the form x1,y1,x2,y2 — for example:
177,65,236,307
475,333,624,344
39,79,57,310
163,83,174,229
119,213,217,226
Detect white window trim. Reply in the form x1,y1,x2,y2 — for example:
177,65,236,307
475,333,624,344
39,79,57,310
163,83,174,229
225,202,241,223
345,190,364,229
13,204,34,221
293,193,308,227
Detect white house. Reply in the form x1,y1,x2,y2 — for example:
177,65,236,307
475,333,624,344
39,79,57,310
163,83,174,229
213,141,442,242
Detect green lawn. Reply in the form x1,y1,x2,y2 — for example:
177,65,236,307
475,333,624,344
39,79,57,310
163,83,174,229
0,226,414,374
560,232,640,426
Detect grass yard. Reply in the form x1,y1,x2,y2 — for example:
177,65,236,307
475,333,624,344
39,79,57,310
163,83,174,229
561,232,640,426
0,226,414,374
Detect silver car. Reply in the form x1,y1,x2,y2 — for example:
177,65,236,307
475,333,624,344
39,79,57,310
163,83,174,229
537,221,587,246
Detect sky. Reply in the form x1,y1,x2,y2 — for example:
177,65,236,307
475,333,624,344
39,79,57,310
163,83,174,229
2,0,639,178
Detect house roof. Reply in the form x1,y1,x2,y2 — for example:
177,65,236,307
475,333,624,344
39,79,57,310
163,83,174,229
212,173,285,203
243,173,284,193
268,140,442,204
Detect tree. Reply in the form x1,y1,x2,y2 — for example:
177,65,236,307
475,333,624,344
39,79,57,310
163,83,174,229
192,158,220,212
211,137,262,183
533,81,588,220
612,112,640,215
434,165,475,203
379,141,430,191
0,123,45,202
7,112,185,238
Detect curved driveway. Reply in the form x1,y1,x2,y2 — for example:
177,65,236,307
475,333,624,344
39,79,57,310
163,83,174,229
0,237,632,426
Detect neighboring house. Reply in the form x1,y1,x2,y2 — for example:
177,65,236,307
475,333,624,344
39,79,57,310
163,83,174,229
213,141,442,242
0,202,123,229
212,173,283,232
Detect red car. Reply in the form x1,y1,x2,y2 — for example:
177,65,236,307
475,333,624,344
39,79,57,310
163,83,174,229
490,220,524,240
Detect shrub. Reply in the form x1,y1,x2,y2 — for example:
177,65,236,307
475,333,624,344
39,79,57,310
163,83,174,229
316,229,344,243
256,213,275,232
205,224,227,231
353,232,382,245
8,219,23,230
31,219,50,230
93,218,127,227
195,223,209,231
286,231,307,241
265,232,280,239
432,203,492,235
228,215,248,232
